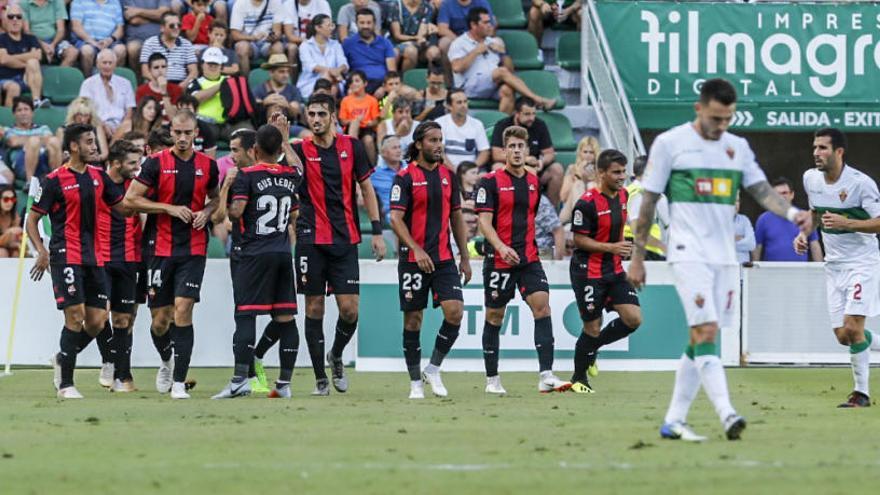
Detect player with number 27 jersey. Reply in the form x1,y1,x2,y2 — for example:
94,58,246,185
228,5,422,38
230,163,300,315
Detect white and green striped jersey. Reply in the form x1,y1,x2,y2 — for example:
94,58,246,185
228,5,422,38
642,123,767,265
803,165,880,267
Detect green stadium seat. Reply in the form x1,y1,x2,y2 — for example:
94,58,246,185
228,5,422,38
207,235,226,258
489,0,526,28
329,0,347,20
0,106,13,127
402,68,427,91
517,70,564,109
42,66,84,105
557,32,581,71
114,67,138,92
248,68,270,89
555,151,577,169
497,30,543,70
541,112,576,151
468,99,498,110
34,107,66,132
471,109,508,138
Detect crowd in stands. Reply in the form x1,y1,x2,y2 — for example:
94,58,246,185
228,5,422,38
0,0,812,264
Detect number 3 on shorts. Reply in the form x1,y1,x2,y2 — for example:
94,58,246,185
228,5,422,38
63,267,75,284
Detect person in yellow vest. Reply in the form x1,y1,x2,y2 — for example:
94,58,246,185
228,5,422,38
624,155,669,260
185,47,255,143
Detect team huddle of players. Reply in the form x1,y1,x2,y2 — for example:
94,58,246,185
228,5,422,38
28,79,880,442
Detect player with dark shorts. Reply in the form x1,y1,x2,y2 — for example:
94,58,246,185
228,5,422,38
292,93,386,396
212,125,302,400
26,124,126,399
100,140,146,393
475,125,570,395
569,149,643,393
389,121,472,399
124,110,220,400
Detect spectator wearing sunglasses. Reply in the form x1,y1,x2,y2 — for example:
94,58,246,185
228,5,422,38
0,185,22,258
0,5,51,108
139,12,199,87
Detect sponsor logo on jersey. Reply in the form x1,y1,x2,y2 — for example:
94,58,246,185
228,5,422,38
839,189,848,202
695,177,732,197
390,184,401,202
34,186,42,202
598,210,611,216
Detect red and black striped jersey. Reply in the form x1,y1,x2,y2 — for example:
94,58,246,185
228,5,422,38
31,164,124,266
230,163,300,255
100,179,143,264
571,188,629,279
293,135,373,245
389,162,460,263
135,149,219,258
475,168,540,270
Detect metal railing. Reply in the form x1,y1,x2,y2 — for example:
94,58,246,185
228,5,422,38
582,0,646,162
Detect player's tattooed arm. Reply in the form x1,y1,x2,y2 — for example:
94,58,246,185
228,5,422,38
630,191,660,261
746,180,812,233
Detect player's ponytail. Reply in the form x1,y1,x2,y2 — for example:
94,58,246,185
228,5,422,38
407,121,442,163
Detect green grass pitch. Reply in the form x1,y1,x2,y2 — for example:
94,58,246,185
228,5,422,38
0,368,878,494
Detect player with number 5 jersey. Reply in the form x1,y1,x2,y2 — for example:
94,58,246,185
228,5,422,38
475,125,570,395
213,125,302,400
389,121,472,399
798,128,880,408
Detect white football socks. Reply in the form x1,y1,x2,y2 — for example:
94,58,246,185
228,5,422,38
664,353,701,424
695,354,737,423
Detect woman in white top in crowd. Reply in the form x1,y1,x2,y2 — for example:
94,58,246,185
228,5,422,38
297,13,348,98
559,135,601,224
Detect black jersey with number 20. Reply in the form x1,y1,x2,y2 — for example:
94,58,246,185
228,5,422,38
230,163,300,255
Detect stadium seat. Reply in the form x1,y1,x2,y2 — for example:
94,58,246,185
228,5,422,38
555,151,577,169
248,68,270,89
402,68,427,91
42,66,84,105
541,112,577,151
114,67,138,92
471,109,508,137
468,99,499,110
517,71,564,109
0,106,13,127
34,107,66,132
557,32,581,71
329,0,347,20
207,235,226,258
497,30,543,70
489,0,527,28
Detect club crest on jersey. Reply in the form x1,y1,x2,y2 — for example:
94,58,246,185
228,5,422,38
442,177,449,186
476,187,487,204
404,291,413,301
67,285,76,295
529,184,536,192
340,151,349,159
726,147,735,159
491,290,499,300
195,169,204,177
694,294,705,308
573,210,583,226
839,189,848,202
391,185,401,202
93,179,100,187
